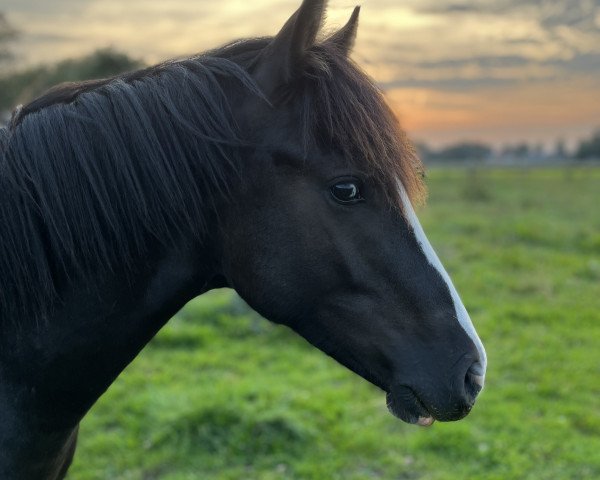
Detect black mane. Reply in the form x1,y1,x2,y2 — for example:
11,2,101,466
0,43,265,322
0,37,424,323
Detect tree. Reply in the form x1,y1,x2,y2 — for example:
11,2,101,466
554,139,567,159
436,142,492,161
0,12,18,66
418,141,493,163
0,48,143,111
575,130,600,160
501,143,530,159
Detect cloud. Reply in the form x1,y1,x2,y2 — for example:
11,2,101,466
2,0,598,146
351,0,600,91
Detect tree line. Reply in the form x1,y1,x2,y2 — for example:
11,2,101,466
417,133,600,163
0,12,142,123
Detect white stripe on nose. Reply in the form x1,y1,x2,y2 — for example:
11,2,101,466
399,185,487,386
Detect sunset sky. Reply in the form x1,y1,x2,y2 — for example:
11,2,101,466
3,0,599,149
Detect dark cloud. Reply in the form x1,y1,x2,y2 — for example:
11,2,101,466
379,77,514,92
412,2,481,15
376,51,600,91
414,0,600,15
412,0,600,32
414,55,531,70
367,0,600,91
428,3,477,14
551,53,600,75
2,0,88,15
26,32,77,42
536,0,600,31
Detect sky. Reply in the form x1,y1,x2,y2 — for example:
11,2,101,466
2,0,600,149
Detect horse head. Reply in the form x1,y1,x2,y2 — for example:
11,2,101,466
219,0,487,426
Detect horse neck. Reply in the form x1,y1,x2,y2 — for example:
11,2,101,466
0,233,223,478
0,408,78,480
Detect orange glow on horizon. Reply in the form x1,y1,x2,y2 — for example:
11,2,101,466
384,79,600,148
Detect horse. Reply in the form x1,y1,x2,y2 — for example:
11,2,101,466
0,1,487,478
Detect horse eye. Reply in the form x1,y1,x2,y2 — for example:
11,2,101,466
330,182,363,204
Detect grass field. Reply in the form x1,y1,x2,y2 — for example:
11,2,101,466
67,167,600,480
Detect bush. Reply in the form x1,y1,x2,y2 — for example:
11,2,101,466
0,48,143,111
575,130,600,159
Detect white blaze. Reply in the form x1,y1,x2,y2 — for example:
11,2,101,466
399,186,487,386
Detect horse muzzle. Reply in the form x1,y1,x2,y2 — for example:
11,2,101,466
386,357,484,426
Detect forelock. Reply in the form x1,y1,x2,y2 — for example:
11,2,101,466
295,42,426,211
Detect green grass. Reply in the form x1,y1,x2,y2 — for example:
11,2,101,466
67,167,600,479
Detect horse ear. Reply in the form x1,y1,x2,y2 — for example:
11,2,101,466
323,6,360,56
256,0,327,91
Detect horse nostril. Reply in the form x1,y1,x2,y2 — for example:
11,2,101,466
468,360,485,378
464,362,484,403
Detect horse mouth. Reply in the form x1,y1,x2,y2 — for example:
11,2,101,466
386,386,435,427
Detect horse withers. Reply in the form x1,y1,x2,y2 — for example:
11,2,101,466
0,1,486,478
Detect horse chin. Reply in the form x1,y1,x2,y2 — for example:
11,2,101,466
385,387,435,427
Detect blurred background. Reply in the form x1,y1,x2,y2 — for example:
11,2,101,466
1,1,599,479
